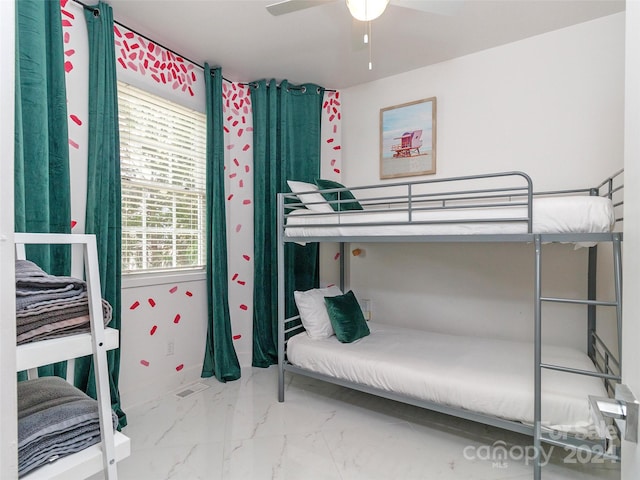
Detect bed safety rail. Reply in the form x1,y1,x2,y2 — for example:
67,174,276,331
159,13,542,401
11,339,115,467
596,168,624,225
282,171,534,232
284,316,304,340
280,170,623,245
591,331,622,396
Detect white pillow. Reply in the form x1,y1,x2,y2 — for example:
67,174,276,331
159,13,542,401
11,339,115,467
294,285,343,339
287,180,334,213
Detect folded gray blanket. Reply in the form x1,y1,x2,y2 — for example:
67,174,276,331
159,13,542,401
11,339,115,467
17,315,90,345
15,260,114,344
18,376,118,477
16,260,86,311
16,295,113,333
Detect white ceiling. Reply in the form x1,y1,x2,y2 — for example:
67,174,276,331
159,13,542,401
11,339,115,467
106,0,625,89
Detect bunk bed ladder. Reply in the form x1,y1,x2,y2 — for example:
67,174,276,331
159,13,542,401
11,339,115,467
533,233,623,480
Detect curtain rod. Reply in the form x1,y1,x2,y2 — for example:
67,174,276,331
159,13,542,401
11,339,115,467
72,0,208,73
70,0,336,92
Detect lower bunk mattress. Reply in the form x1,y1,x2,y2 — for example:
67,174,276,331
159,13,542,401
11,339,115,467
286,322,608,436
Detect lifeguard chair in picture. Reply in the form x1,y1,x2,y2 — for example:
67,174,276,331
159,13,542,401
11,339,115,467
391,129,423,158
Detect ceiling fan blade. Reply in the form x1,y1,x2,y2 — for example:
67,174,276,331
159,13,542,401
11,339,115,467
266,0,338,16
390,0,464,16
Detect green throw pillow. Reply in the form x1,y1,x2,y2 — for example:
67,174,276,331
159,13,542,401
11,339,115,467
324,290,370,343
314,179,363,211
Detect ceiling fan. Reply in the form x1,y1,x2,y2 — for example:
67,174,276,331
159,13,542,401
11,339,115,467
267,0,463,70
266,0,463,21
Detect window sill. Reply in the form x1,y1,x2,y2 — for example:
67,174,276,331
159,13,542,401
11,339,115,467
122,269,206,289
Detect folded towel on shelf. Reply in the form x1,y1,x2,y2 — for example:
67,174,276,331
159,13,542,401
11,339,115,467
17,376,118,477
16,295,113,345
16,298,90,331
17,315,90,344
15,260,113,344
15,260,87,311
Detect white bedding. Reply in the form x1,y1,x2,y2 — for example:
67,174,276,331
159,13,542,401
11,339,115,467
284,196,614,238
287,322,608,435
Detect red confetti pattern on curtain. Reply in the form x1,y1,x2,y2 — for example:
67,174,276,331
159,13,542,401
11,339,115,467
113,24,200,97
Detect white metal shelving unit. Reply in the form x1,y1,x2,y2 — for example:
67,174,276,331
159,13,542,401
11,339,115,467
15,233,130,480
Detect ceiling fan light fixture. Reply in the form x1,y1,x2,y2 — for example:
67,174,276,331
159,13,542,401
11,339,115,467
346,0,390,21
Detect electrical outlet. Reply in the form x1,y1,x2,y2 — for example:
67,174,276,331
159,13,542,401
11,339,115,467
167,341,175,356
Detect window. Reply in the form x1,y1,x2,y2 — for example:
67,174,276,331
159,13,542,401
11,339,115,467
118,82,207,274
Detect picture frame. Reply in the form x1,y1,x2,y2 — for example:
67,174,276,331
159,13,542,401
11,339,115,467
380,97,437,179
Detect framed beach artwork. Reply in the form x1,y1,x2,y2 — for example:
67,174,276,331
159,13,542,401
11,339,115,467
380,97,437,179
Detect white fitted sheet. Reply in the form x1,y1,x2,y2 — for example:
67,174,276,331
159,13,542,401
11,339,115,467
284,196,614,238
287,322,608,435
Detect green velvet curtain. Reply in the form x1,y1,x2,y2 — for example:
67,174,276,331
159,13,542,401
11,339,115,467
15,0,72,379
73,1,127,429
201,65,242,382
251,79,325,367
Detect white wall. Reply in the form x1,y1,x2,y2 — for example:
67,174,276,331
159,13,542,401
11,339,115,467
343,13,624,190
341,13,625,350
120,275,208,408
622,2,640,478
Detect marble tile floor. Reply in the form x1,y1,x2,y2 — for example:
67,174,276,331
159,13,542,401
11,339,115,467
109,366,620,480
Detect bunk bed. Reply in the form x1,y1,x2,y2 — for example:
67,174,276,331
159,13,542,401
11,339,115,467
276,170,624,480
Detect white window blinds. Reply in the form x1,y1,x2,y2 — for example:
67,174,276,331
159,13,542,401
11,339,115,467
118,82,207,274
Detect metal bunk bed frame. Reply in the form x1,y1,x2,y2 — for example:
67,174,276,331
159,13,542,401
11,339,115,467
276,170,624,480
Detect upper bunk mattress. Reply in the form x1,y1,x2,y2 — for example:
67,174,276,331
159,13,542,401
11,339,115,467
284,195,615,238
287,322,608,436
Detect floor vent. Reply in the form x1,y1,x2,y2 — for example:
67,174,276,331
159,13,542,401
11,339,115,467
175,382,210,399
